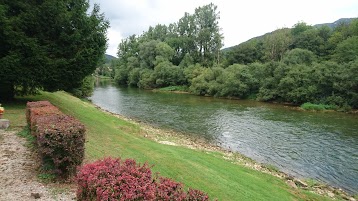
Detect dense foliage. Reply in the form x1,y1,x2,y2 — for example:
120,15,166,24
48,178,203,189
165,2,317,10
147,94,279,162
113,3,222,89
114,12,357,109
0,0,109,100
76,157,210,201
26,101,86,178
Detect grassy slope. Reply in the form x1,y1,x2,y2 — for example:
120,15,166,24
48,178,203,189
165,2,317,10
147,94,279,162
4,91,331,201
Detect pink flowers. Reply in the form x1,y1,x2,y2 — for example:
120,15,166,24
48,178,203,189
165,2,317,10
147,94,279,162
76,157,211,201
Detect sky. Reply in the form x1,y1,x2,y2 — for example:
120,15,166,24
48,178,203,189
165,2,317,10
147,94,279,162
89,0,358,56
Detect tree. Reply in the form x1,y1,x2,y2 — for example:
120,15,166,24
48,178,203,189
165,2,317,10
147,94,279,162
0,0,108,100
283,48,316,66
224,39,264,65
194,3,223,66
333,36,358,63
263,28,292,61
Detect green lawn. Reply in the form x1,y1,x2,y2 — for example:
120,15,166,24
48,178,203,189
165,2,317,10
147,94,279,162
3,91,333,200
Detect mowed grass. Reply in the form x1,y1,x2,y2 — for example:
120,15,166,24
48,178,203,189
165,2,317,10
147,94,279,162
4,91,332,200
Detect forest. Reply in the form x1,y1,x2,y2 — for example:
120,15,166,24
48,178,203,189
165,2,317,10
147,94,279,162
111,3,358,109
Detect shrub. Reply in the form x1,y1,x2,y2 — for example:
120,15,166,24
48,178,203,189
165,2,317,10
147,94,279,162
76,158,156,201
26,101,53,124
76,157,212,201
155,177,187,200
35,114,86,177
26,101,86,178
28,106,62,134
187,189,210,201
300,102,338,111
70,75,95,98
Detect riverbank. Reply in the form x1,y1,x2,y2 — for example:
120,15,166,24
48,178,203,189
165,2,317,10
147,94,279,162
95,106,357,201
153,86,358,114
3,91,356,200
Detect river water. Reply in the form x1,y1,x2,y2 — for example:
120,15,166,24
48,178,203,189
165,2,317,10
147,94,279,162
90,80,358,194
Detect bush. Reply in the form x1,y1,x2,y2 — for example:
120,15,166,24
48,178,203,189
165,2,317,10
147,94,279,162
70,75,95,98
26,101,53,124
300,102,338,111
155,177,187,200
35,114,86,177
26,101,86,178
76,157,212,201
76,158,156,201
28,106,62,133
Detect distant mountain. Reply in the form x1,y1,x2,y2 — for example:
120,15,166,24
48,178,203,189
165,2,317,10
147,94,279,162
314,18,355,29
223,17,357,52
105,54,116,63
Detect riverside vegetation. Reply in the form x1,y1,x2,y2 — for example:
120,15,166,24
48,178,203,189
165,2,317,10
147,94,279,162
110,4,357,111
4,91,351,200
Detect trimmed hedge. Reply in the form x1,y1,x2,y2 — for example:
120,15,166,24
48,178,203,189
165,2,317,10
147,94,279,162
76,157,211,201
28,105,62,134
36,114,86,176
26,101,86,178
26,101,53,124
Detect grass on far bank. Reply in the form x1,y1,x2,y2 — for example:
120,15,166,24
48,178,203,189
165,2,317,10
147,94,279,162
300,102,338,111
4,91,335,201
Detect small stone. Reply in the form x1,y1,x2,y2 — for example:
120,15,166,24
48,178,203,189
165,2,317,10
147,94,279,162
287,180,297,189
327,192,335,198
349,197,356,201
31,193,41,199
0,119,10,129
294,179,308,187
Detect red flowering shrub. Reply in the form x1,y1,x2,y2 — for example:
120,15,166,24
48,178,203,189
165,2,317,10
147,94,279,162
28,106,62,134
155,177,187,200
35,114,86,177
186,189,210,201
76,158,156,201
26,101,86,178
76,157,212,201
26,101,53,124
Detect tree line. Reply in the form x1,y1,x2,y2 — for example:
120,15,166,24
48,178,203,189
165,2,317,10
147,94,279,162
112,4,357,109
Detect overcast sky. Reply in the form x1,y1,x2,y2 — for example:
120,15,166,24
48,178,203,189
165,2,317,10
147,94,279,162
89,0,358,56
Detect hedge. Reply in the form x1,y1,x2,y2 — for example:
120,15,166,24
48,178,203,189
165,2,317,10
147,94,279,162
26,101,53,124
26,101,86,178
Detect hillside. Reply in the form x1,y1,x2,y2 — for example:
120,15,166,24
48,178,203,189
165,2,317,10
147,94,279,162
314,18,355,29
105,54,116,63
223,17,356,52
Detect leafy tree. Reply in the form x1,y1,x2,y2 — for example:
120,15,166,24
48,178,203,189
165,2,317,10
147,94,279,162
189,67,223,95
0,0,108,101
333,36,358,63
263,28,292,61
71,75,95,98
138,69,155,89
283,48,316,65
276,64,317,104
154,61,185,87
194,3,223,66
224,39,264,65
291,28,324,56
291,22,312,37
217,64,258,98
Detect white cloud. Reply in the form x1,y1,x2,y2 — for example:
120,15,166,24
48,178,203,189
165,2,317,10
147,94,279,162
90,0,358,56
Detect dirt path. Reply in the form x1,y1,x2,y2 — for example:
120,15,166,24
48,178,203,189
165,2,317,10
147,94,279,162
0,130,75,201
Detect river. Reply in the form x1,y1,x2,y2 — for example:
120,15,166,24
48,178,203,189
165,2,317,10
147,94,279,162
90,80,358,194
